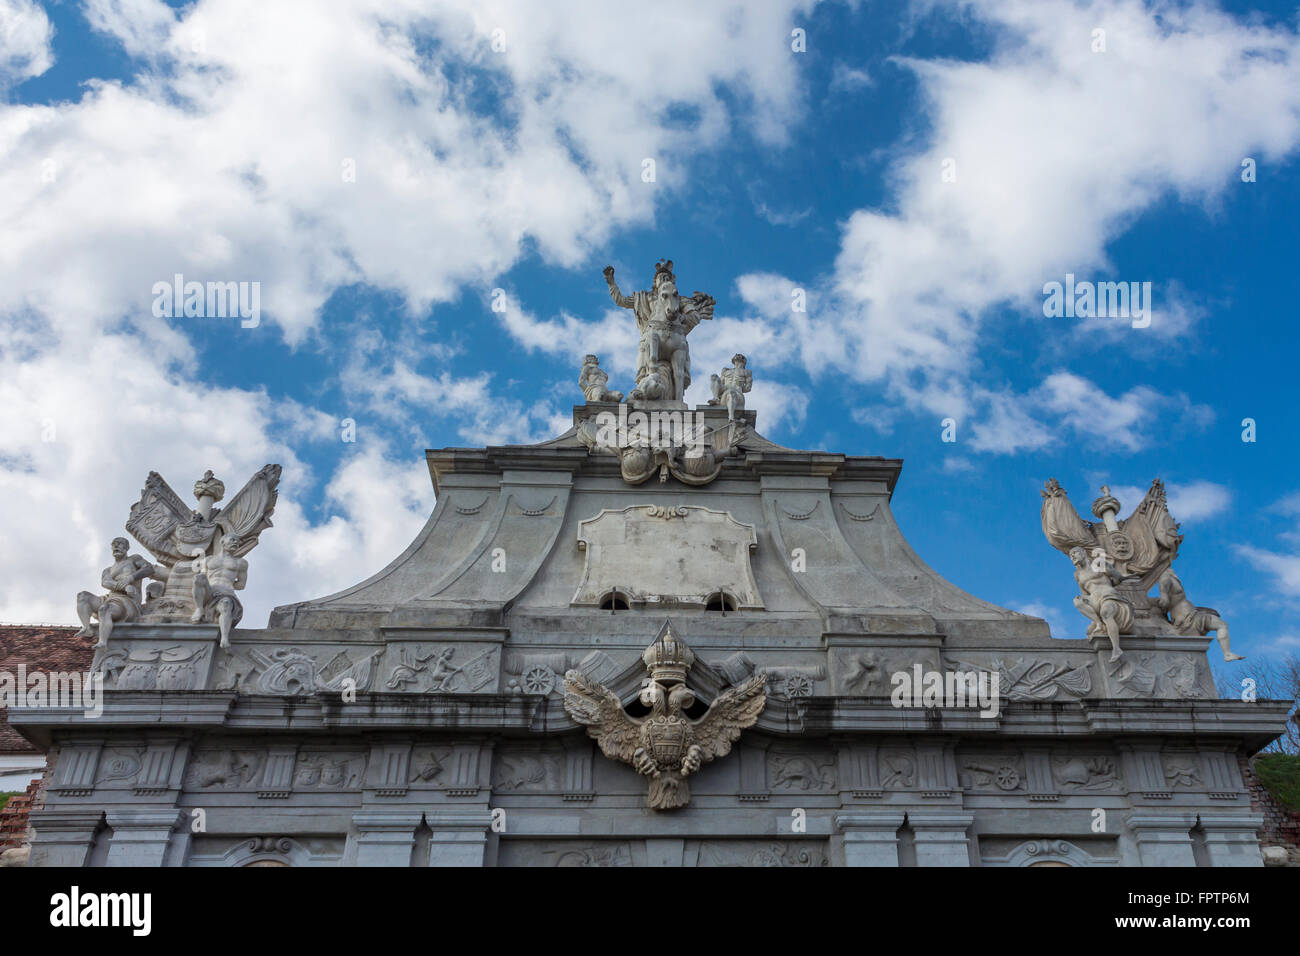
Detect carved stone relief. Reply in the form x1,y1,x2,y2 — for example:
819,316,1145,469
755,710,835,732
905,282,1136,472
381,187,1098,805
384,644,499,693
697,841,829,867
492,752,565,792
1163,757,1203,789
95,748,145,784
768,753,836,792
408,747,451,784
1105,653,1214,699
1051,755,1123,792
214,646,381,696
880,748,917,790
551,844,633,867
185,750,266,790
293,752,365,790
98,643,211,691
943,655,1092,701
959,754,1027,792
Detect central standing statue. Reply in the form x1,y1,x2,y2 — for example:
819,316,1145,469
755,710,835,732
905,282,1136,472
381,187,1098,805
603,259,714,403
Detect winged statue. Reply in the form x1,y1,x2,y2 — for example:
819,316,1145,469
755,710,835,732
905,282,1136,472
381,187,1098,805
119,464,281,640
563,623,766,809
1039,478,1242,662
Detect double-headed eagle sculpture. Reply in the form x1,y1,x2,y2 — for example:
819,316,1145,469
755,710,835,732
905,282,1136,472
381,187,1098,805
564,623,766,810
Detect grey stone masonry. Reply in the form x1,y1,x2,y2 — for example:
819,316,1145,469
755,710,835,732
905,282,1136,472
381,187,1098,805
12,399,1288,866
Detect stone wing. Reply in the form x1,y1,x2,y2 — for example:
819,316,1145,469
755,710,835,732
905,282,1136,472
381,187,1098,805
125,471,191,564
690,673,766,763
562,670,642,764
216,464,282,557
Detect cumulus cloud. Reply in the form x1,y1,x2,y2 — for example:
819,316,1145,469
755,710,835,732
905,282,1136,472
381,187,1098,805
1093,480,1231,526
0,0,52,85
782,0,1300,445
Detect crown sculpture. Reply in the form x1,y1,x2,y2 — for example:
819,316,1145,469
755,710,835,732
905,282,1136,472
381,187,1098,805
75,464,281,648
563,622,766,810
576,260,751,485
1040,478,1241,664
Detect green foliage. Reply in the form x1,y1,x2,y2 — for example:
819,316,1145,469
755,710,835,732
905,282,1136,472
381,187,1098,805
0,792,15,813
1255,754,1300,811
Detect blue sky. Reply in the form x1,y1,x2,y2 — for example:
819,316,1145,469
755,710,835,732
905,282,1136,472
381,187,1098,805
1,0,1299,687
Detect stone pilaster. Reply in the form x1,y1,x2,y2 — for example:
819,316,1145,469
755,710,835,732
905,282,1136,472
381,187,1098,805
26,809,104,867
1197,813,1266,867
836,811,905,866
908,810,974,866
426,809,492,866
104,808,186,866
1126,811,1198,866
351,810,422,866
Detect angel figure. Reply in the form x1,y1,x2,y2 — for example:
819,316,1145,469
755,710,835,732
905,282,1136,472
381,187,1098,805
563,624,765,809
604,260,715,403
124,464,281,632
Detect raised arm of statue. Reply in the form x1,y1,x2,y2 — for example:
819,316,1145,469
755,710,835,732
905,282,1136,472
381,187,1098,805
603,265,635,309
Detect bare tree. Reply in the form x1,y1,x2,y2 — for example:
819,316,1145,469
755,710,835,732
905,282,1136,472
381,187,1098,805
1214,653,1300,755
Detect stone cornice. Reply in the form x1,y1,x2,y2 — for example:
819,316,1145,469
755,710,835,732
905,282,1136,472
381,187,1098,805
9,693,1290,751
426,444,903,495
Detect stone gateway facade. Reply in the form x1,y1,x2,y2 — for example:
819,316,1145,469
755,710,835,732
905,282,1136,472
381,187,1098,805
11,261,1288,867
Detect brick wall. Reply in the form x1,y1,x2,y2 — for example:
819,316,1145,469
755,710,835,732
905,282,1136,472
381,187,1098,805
0,776,41,850
0,624,94,754
0,625,92,859
1244,755,1300,845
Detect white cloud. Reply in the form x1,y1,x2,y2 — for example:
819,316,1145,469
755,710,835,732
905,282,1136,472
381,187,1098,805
1237,545,1300,601
1104,480,1232,525
1008,600,1071,639
791,0,1300,445
0,0,53,85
